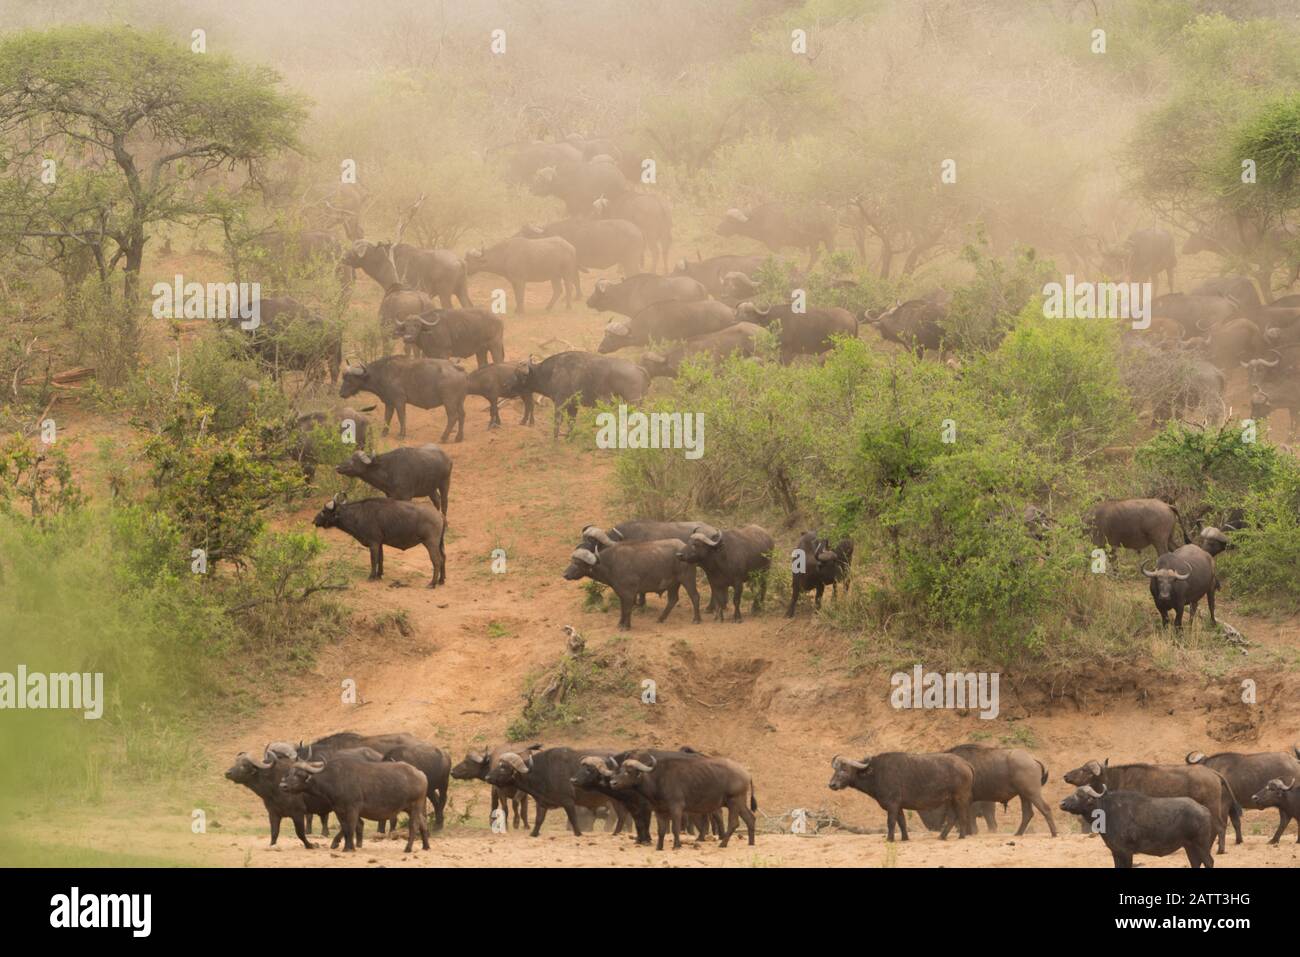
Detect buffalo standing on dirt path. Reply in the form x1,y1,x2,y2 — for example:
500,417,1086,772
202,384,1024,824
1188,747,1300,843
1064,758,1239,854
563,538,702,630
514,351,650,438
1060,785,1213,868
280,756,429,853
338,356,468,442
828,752,975,842
313,492,446,587
451,744,542,830
396,310,505,368
336,444,452,517
674,525,773,622
609,751,757,850
1143,543,1217,629
1086,498,1188,561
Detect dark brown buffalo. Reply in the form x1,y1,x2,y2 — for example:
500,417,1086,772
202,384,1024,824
532,160,630,217
466,363,535,427
563,539,701,630
936,744,1056,837
280,756,429,852
609,750,756,849
383,744,451,831
336,444,451,516
451,744,542,830
675,524,773,622
225,749,318,849
313,492,446,587
736,302,857,362
592,193,674,272
829,752,974,841
1060,786,1213,868
396,310,505,368
1143,543,1217,629
338,356,468,441
862,299,946,357
671,254,769,298
787,531,854,617
1086,498,1187,560
1188,747,1300,843
342,239,471,309
1251,778,1300,842
1064,758,1239,853
485,746,629,836
514,351,649,438
519,218,644,277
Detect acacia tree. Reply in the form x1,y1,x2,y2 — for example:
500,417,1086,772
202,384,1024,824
0,26,306,309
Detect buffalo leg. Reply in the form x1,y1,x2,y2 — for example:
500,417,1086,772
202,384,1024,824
563,802,582,836
684,575,701,623
530,804,547,837
1268,809,1292,844
752,571,767,614
291,812,313,849
669,806,684,849
1015,797,1034,836
1111,850,1132,868
657,584,680,622
1230,802,1242,845
382,402,395,435
519,794,530,829
395,401,408,439
738,799,756,845
786,581,800,618
513,281,527,314
885,807,898,842
618,594,635,630
545,279,562,310
368,545,382,580
317,813,330,836
433,788,446,830
1216,812,1227,854
1206,586,1217,625
1031,795,1058,836
424,538,441,588
268,811,281,846
487,397,501,428
814,583,825,609
732,582,744,622
655,812,669,850
520,391,534,425
341,811,359,851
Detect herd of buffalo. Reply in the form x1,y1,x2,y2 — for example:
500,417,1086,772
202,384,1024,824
225,733,1300,867
225,135,1300,868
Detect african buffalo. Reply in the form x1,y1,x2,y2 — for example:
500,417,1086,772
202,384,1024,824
1086,498,1188,561
671,254,769,298
313,492,446,587
586,273,707,316
1188,747,1300,843
342,240,471,309
639,323,765,378
1251,778,1300,842
225,749,318,849
1064,758,1238,853
336,444,451,516
717,202,837,270
383,744,450,831
533,161,631,216
1143,543,1217,629
280,756,429,852
451,744,542,830
937,744,1056,837
564,538,701,630
485,747,628,836
338,356,468,441
592,193,673,272
787,531,854,617
466,362,535,427
597,300,736,353
862,299,946,357
1101,228,1177,294
465,236,579,313
396,310,505,368
1060,786,1213,868
737,302,857,362
829,752,974,841
514,351,650,438
609,751,756,849
675,525,773,622
519,218,644,277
